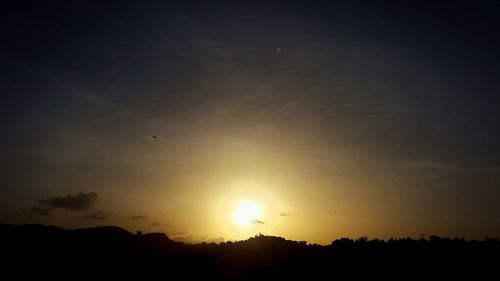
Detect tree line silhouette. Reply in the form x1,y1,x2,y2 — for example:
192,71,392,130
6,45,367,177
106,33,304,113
1,223,498,279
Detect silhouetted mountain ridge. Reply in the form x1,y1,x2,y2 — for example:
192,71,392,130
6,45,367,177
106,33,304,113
1,223,498,279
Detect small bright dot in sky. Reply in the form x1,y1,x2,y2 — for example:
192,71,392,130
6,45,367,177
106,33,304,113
233,201,261,226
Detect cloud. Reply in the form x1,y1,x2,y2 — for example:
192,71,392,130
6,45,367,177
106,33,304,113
25,192,99,216
83,210,110,220
251,219,265,224
402,161,464,172
26,206,52,215
130,215,147,220
37,192,98,211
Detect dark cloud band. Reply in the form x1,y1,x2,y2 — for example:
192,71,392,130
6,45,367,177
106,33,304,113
27,192,98,215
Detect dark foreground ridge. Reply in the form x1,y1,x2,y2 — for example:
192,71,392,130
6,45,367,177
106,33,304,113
1,224,498,279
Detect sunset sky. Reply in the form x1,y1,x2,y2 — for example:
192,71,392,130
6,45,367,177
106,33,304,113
1,0,500,244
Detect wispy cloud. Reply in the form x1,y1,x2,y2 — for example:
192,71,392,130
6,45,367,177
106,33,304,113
402,161,464,172
83,210,110,220
37,192,98,211
130,215,147,220
26,206,52,215
26,192,98,215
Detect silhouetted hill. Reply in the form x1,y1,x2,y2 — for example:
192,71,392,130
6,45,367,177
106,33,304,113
1,224,498,280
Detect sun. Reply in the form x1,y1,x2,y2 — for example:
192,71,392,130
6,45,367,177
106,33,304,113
233,200,261,226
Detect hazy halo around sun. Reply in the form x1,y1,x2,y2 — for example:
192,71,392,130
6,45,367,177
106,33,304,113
233,200,261,226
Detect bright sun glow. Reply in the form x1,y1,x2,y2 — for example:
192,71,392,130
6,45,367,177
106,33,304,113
233,201,261,226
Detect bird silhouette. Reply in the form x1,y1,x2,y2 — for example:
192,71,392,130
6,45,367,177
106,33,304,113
152,136,158,140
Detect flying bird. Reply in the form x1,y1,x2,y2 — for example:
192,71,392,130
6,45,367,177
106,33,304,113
152,136,158,140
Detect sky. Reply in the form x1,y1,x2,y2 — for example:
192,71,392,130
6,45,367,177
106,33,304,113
1,0,500,244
